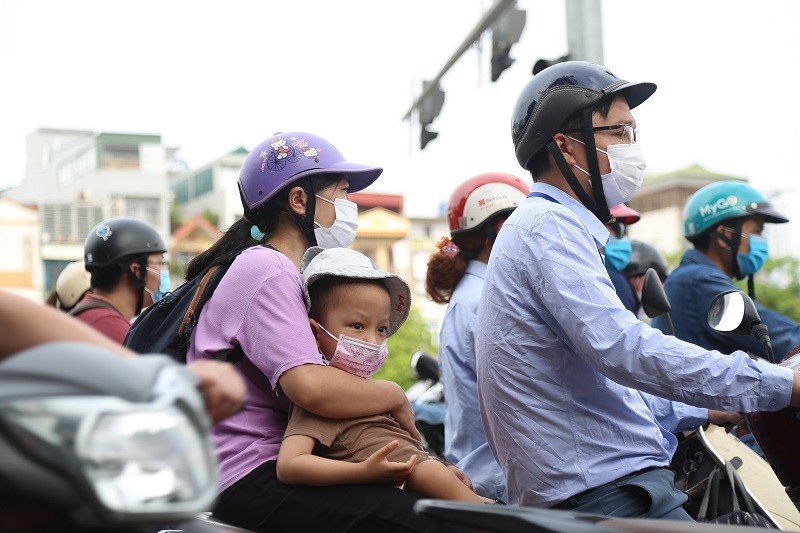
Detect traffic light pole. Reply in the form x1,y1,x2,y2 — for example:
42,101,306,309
402,0,516,122
566,0,603,65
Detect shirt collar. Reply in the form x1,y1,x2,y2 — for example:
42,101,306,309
530,182,610,248
465,259,487,278
681,248,716,267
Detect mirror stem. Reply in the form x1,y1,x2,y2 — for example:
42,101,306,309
664,314,675,336
750,322,775,364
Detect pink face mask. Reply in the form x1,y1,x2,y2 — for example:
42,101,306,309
318,324,389,378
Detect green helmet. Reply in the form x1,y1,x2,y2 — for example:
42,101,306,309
683,181,788,238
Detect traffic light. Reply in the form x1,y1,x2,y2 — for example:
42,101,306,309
532,54,570,75
490,6,526,82
419,81,445,150
420,125,439,150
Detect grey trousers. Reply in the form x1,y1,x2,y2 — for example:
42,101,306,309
552,467,693,521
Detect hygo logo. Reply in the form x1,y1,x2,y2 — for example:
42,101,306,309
699,195,738,218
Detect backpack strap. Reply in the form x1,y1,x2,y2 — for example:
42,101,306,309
178,265,246,366
69,299,118,317
178,265,221,338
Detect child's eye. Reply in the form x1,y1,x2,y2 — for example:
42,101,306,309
378,326,389,335
350,323,364,331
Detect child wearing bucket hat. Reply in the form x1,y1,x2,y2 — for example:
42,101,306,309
276,246,493,504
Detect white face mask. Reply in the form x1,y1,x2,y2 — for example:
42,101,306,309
569,138,647,206
318,324,388,378
313,196,359,249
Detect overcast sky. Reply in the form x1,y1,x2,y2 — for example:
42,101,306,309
2,0,798,217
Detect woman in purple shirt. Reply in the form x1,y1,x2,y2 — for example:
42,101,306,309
185,132,469,533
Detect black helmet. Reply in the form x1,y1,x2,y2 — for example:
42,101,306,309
84,217,166,269
0,342,217,528
511,61,656,223
623,240,669,281
512,61,656,170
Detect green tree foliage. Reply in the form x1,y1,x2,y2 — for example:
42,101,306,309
736,256,800,323
373,306,437,390
169,202,182,233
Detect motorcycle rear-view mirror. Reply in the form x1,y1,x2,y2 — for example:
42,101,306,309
640,268,674,335
708,289,774,363
707,290,755,336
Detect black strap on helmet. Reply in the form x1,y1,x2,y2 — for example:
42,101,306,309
544,107,613,224
581,108,612,224
717,218,756,300
123,256,148,316
300,177,319,247
274,176,319,247
546,141,595,211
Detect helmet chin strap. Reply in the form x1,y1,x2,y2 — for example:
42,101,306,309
581,108,612,224
545,108,612,224
718,219,756,299
547,140,595,210
127,257,147,315
281,177,319,247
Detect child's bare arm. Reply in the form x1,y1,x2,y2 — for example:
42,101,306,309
276,437,417,486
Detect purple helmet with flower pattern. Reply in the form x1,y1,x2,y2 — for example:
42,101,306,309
238,132,383,211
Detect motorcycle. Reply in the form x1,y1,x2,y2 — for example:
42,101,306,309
412,270,800,532
406,350,446,459
640,269,800,526
0,342,244,533
707,288,800,511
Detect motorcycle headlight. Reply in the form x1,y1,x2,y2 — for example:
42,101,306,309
0,365,218,523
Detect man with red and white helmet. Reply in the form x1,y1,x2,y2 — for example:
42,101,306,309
425,172,528,501
474,61,799,519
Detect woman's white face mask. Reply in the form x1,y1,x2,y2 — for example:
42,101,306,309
313,195,359,249
568,137,647,206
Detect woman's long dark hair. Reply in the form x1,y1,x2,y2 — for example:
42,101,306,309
424,231,485,305
185,174,342,280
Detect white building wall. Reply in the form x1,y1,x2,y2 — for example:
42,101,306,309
628,206,686,258
0,197,42,299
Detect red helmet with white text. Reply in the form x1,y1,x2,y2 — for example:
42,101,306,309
447,173,529,235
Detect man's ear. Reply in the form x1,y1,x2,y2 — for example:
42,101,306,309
552,133,578,167
287,186,308,217
128,261,144,282
713,225,732,251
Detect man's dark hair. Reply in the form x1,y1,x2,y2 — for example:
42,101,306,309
529,98,615,181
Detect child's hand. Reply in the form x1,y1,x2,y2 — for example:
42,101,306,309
360,440,417,486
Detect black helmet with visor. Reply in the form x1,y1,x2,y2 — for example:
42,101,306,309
512,61,656,223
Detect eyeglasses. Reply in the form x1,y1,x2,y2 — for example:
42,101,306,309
563,124,638,145
147,259,168,269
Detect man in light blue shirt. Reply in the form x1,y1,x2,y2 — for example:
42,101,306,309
475,61,799,519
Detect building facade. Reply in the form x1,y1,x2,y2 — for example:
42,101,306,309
5,128,174,294
170,147,248,231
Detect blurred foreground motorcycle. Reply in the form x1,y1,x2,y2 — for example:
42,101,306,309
0,342,234,532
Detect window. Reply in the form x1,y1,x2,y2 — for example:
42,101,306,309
172,179,190,204
193,168,214,197
41,203,102,243
110,196,161,228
